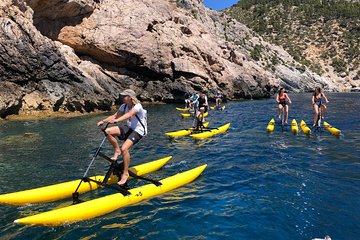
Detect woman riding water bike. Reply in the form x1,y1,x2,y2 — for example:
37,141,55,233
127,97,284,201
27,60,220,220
195,91,208,129
215,91,223,109
276,88,292,124
97,89,147,186
312,87,329,127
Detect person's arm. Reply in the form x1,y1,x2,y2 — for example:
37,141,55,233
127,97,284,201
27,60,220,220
204,96,209,106
311,95,315,105
322,93,329,103
97,111,121,126
113,108,138,123
276,94,279,103
286,94,292,104
191,95,199,104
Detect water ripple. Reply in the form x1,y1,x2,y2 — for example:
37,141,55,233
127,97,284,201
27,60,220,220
0,93,359,239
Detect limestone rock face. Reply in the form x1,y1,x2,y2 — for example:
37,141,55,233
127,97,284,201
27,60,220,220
0,0,113,116
0,0,340,117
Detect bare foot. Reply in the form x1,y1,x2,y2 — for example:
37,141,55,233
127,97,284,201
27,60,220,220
111,150,121,161
117,172,129,185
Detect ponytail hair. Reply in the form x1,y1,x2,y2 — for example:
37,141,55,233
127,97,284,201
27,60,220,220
132,96,141,104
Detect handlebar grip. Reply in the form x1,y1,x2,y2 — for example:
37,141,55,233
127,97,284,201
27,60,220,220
101,122,110,135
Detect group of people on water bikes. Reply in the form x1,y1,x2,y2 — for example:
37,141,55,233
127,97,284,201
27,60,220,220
276,86,329,126
96,89,224,186
185,91,223,110
95,86,327,187
184,91,224,128
185,91,223,130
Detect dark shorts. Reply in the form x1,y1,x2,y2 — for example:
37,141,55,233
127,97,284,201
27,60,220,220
314,102,322,107
200,106,208,113
117,125,142,145
279,101,287,106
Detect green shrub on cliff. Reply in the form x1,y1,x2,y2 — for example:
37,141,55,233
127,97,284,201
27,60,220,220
226,0,360,78
251,45,263,61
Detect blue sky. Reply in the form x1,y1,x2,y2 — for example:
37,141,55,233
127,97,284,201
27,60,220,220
203,0,239,10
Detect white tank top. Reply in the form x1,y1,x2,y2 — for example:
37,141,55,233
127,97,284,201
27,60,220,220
118,103,147,136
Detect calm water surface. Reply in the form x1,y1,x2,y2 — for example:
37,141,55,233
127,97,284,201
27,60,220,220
0,93,359,240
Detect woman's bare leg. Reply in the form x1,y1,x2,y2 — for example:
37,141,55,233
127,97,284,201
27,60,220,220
313,105,319,126
118,139,134,185
278,104,283,119
105,127,121,160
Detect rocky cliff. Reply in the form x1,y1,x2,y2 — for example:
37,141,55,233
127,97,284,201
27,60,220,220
0,0,340,118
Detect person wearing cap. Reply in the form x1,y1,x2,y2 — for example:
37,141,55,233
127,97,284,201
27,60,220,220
97,89,147,185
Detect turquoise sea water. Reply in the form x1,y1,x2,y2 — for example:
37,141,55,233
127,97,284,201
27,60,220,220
0,93,359,239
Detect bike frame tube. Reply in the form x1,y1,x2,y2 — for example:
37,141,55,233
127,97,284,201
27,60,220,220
317,103,322,128
73,123,110,194
281,104,285,131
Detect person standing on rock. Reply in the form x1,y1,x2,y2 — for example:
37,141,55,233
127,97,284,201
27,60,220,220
97,89,147,186
276,88,292,124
